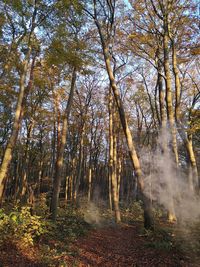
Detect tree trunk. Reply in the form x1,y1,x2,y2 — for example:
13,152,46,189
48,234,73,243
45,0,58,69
88,166,92,202
20,119,35,201
87,133,93,203
163,21,179,166
157,49,166,128
172,41,181,122
95,20,153,229
74,126,84,202
37,159,43,196
172,41,199,191
65,175,69,202
117,155,122,201
162,28,177,221
50,68,77,220
0,50,31,205
109,89,121,223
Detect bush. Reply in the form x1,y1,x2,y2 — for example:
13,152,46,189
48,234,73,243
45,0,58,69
144,226,174,251
34,193,49,217
55,206,90,240
0,206,48,247
121,201,144,222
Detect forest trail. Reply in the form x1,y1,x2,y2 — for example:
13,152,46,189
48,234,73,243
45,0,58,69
69,223,196,267
0,221,200,266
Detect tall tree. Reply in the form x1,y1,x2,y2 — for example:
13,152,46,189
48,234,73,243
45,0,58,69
0,1,38,203
84,0,153,229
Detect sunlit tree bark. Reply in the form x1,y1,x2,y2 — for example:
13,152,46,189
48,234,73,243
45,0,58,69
86,0,153,229
163,11,179,166
108,89,121,223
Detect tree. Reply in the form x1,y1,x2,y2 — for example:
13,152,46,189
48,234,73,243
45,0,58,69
84,0,153,229
0,0,38,203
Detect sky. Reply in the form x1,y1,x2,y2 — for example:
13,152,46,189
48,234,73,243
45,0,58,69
124,0,131,9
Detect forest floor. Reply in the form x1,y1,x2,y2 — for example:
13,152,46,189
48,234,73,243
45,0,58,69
63,220,200,267
70,223,191,267
0,204,200,267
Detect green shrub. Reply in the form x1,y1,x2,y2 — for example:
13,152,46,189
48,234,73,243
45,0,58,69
122,201,144,222
152,207,165,219
55,206,90,241
34,193,49,217
0,206,48,247
144,226,174,251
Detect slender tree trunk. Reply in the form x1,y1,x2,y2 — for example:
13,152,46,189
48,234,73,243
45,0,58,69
51,120,56,180
88,166,92,202
117,151,122,198
109,170,113,211
70,171,74,201
163,22,179,166
95,20,153,227
108,89,114,210
113,104,121,222
0,50,31,205
20,119,35,200
172,41,199,191
157,50,166,128
178,130,199,191
86,131,93,202
172,41,181,122
37,160,43,196
109,90,121,223
187,134,199,190
13,151,20,201
162,19,178,221
65,175,69,202
50,68,76,220
74,126,84,202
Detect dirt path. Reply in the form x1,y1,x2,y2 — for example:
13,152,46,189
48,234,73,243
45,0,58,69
0,223,198,266
70,224,190,267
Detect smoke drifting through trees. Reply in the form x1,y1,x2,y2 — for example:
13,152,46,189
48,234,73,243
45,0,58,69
142,127,200,225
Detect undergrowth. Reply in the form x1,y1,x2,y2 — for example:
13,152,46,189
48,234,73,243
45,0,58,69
0,200,91,266
143,226,174,251
1,199,200,266
0,206,48,247
173,221,200,262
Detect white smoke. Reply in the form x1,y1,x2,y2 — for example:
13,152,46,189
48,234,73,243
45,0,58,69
83,201,102,225
141,127,200,224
